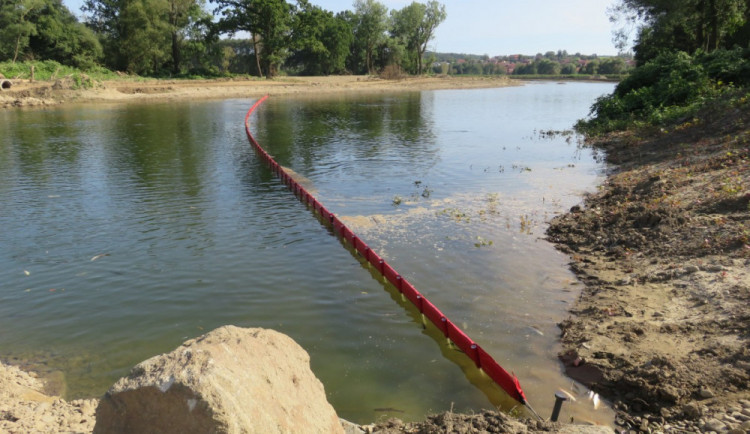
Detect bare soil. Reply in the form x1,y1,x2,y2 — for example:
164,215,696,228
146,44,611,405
547,99,750,432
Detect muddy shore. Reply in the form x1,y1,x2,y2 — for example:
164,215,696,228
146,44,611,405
547,100,750,433
1,76,748,433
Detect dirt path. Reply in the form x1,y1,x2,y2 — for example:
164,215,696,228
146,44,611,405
547,99,750,432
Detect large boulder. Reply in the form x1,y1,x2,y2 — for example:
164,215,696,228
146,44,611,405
94,326,344,434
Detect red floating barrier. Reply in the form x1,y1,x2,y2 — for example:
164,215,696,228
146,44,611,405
243,95,529,408
367,250,383,270
331,215,344,236
421,298,446,332
341,226,354,244
357,242,369,259
477,346,526,404
446,321,478,365
400,280,421,306
382,263,399,287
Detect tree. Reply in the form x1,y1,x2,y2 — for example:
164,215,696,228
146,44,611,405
0,0,102,67
560,63,577,74
252,0,293,77
288,0,352,75
166,0,200,74
582,59,599,74
535,58,560,74
214,0,293,78
597,57,627,74
610,0,749,64
389,1,446,75
84,0,208,74
119,0,171,73
0,0,44,62
352,0,388,74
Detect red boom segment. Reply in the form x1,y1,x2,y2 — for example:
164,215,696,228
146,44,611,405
244,95,527,406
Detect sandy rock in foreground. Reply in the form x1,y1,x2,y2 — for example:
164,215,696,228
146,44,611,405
0,362,97,433
94,325,343,434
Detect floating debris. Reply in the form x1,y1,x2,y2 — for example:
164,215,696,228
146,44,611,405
90,253,110,262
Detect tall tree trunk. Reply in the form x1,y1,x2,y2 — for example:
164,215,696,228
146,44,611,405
251,32,262,77
366,47,372,74
13,35,21,63
417,47,423,75
171,31,180,75
709,0,719,51
697,0,707,51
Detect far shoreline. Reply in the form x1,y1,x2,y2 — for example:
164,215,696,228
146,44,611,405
1,75,524,109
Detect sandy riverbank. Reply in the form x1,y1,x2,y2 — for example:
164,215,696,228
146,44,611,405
0,74,516,108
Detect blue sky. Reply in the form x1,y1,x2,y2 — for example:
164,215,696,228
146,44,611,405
62,0,621,56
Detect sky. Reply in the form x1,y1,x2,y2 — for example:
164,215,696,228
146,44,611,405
62,0,622,57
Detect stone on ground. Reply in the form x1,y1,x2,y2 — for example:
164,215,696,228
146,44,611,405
94,325,343,434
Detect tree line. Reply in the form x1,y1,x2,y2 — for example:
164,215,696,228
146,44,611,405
432,52,631,76
0,0,447,78
579,0,750,133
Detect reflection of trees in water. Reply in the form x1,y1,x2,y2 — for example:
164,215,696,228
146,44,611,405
111,105,208,197
0,109,86,187
253,92,439,176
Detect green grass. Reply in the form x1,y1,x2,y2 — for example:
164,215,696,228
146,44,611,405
0,60,119,81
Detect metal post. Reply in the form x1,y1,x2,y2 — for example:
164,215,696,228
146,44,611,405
550,391,568,422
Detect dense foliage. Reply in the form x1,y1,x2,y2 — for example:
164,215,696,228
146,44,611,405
0,0,102,68
0,0,630,79
579,0,750,133
0,0,456,77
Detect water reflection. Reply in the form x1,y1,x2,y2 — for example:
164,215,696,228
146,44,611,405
254,93,439,184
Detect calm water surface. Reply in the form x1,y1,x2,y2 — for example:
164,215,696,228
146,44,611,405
0,82,615,424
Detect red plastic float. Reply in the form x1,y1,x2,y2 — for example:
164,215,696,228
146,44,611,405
244,95,528,406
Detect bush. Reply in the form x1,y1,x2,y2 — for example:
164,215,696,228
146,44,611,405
379,64,406,80
577,50,747,134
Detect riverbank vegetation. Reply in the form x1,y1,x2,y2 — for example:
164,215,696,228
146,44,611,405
577,0,750,134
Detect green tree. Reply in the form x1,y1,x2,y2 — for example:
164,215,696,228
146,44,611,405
597,57,626,74
0,0,44,62
120,0,171,73
0,0,102,67
213,0,262,75
582,59,599,74
214,0,292,78
611,0,749,64
84,0,208,74
166,0,202,74
535,58,560,74
560,63,577,74
352,0,388,74
288,0,352,75
513,62,536,75
389,1,446,75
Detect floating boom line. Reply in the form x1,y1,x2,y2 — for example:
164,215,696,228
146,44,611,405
244,95,530,408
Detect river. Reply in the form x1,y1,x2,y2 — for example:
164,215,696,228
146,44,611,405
0,81,615,424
